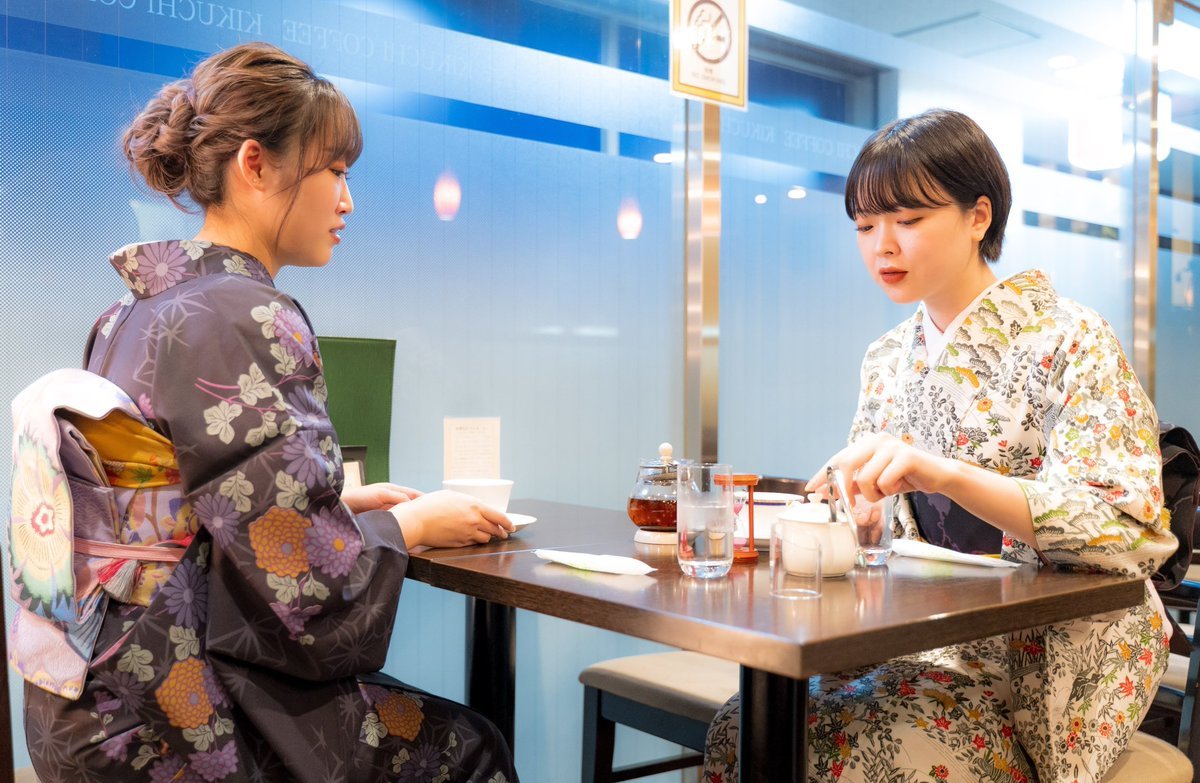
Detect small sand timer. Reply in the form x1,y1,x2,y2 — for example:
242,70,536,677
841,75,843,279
717,472,761,563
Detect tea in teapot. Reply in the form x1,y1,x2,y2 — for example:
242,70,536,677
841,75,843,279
627,443,678,540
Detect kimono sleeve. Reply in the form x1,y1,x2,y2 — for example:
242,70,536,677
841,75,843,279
847,328,906,445
1014,316,1177,578
148,276,408,680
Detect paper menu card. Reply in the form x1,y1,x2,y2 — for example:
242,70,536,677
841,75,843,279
443,417,501,480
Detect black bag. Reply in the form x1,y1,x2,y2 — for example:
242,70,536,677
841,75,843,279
1153,422,1200,593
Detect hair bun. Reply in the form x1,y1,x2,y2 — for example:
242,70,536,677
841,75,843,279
121,42,362,212
123,79,198,208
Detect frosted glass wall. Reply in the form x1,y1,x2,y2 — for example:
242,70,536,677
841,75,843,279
720,0,1149,477
1155,3,1200,435
1,2,683,780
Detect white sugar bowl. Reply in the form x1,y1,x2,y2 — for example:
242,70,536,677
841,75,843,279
775,501,858,577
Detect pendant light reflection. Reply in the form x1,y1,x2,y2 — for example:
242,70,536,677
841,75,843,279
433,171,461,221
617,197,643,240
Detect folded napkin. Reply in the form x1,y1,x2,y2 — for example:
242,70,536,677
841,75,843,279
892,539,1021,569
534,549,655,575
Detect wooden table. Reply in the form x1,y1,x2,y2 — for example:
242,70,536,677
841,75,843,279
406,500,1147,783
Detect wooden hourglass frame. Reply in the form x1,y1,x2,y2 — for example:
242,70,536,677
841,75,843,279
717,473,761,563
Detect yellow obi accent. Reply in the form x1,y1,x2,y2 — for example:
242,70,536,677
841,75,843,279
64,411,179,488
64,410,193,607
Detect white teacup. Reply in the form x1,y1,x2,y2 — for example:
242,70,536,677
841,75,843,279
442,478,514,512
775,501,858,577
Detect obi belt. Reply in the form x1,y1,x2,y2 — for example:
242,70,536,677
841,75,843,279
8,369,198,699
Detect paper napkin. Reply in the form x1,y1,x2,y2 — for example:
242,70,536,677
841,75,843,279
891,539,1021,568
534,549,656,575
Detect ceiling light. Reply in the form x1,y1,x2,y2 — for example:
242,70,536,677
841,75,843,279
787,187,808,200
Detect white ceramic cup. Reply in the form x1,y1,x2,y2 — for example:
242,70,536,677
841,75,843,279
774,501,858,577
442,478,514,512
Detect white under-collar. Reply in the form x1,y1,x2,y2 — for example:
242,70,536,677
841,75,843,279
921,284,993,364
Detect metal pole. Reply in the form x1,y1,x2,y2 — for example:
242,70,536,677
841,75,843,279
683,100,722,463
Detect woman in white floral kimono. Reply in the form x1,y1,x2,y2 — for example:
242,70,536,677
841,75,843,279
704,109,1177,783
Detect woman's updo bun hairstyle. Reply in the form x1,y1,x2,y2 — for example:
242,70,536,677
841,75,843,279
122,42,362,212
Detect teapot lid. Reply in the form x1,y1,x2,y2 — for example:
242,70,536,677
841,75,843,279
639,442,676,469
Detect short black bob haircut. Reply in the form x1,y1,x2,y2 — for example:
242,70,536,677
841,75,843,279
844,109,1012,263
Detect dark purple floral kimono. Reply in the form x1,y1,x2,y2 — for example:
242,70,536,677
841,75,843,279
23,240,517,783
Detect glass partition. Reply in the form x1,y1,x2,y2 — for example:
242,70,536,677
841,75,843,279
720,0,1150,478
0,2,683,779
1156,1,1200,434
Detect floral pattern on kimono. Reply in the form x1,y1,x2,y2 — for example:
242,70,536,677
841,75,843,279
21,240,517,783
704,270,1175,783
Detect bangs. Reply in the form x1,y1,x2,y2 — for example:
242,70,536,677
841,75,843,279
844,145,951,219
298,79,363,175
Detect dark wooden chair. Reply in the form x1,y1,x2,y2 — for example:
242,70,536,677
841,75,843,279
579,651,735,783
754,475,808,496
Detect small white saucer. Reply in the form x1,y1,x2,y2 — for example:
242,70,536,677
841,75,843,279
508,513,537,530
633,529,676,546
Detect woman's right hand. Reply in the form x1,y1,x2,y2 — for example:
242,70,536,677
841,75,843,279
391,490,514,548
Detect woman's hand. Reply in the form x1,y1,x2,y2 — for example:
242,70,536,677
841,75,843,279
806,432,956,502
805,432,1037,546
391,490,514,549
342,482,422,513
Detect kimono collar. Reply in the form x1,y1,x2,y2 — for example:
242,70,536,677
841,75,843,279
109,240,275,299
908,269,1057,362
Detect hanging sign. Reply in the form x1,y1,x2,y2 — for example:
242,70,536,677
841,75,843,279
670,0,748,109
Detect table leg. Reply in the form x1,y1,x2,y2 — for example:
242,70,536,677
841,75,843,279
465,597,517,750
740,666,807,783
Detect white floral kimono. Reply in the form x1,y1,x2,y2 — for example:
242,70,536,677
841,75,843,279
704,270,1177,783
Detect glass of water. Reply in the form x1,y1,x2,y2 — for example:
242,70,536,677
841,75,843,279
676,462,735,579
851,495,894,567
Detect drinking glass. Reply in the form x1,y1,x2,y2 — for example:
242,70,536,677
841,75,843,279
676,462,735,579
770,521,822,599
851,495,894,567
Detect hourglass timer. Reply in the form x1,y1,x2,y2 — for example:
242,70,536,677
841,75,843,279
717,473,760,563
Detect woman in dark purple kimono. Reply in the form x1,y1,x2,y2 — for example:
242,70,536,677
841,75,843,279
18,42,519,783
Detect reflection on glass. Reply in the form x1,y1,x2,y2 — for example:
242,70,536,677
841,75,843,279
432,170,461,222
617,196,644,239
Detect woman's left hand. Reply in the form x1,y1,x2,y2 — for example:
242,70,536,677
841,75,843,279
806,432,957,503
342,482,423,513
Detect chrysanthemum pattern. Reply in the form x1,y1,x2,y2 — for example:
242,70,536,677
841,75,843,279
155,658,213,730
9,433,74,617
19,241,517,783
306,507,363,578
135,241,191,296
249,506,312,578
377,693,425,741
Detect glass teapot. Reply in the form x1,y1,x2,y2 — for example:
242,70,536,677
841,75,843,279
626,442,677,531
